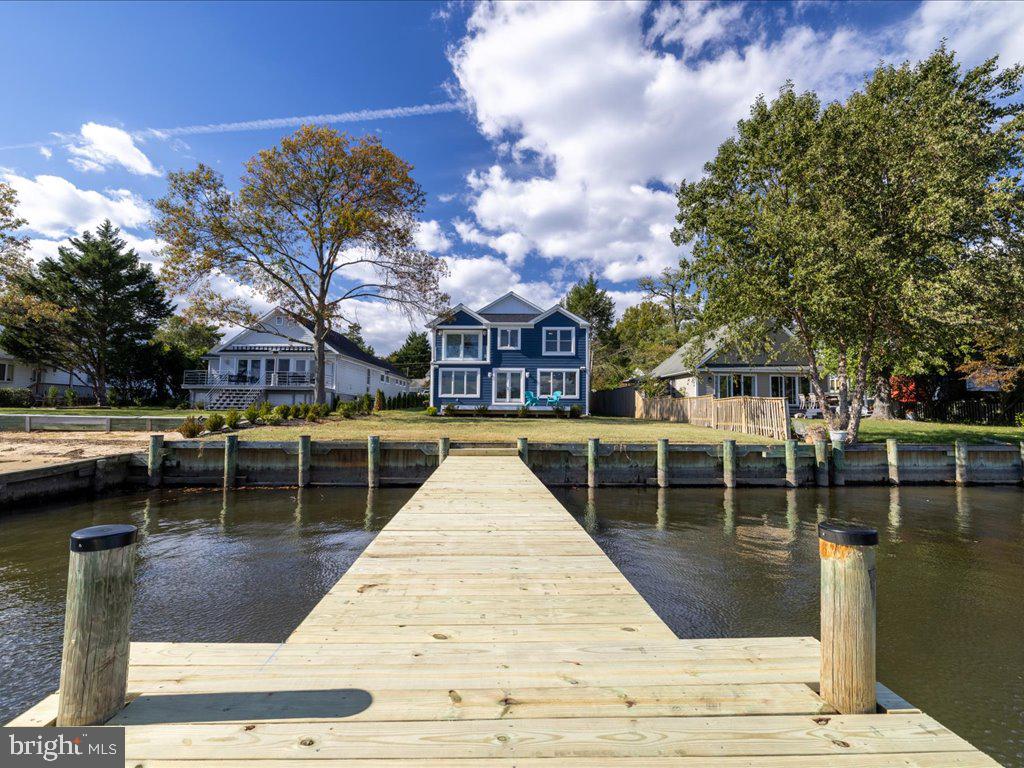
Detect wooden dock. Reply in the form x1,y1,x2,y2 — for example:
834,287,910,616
10,455,998,765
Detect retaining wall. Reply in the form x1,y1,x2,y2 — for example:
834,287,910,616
0,414,184,433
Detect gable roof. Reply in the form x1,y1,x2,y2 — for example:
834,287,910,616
477,291,544,314
650,327,804,379
300,320,407,378
428,293,590,329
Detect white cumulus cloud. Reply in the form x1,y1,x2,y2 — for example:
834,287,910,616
66,122,161,176
413,219,453,253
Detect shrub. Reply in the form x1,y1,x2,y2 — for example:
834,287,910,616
1016,413,1024,428
64,388,77,406
274,404,291,420
474,404,489,416
195,400,206,410
243,404,260,423
0,387,32,407
360,393,373,413
338,401,357,418
205,413,226,431
517,405,530,418
551,404,566,418
442,403,458,416
259,400,273,417
374,389,385,412
289,404,302,419
265,412,284,426
178,416,203,438
425,405,438,416
45,385,61,406
224,409,241,429
568,404,582,419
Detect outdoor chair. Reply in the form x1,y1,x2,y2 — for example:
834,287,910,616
525,391,539,406
546,390,563,406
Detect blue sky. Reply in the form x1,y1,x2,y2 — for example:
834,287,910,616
2,0,1021,352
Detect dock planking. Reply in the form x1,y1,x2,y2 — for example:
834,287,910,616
10,455,999,766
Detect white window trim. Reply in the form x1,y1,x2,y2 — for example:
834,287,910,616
0,362,13,382
491,368,526,405
441,329,488,362
541,326,576,356
438,367,481,398
537,368,581,399
497,328,522,351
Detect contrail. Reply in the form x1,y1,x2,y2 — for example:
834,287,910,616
141,101,463,138
0,101,464,151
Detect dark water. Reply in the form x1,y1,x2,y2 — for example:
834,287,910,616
2,485,1022,766
0,487,413,723
553,485,1024,768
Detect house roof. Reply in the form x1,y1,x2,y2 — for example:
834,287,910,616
296,320,407,379
649,334,720,379
427,292,590,329
479,312,540,322
650,326,805,379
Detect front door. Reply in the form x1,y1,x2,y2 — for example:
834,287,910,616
493,369,524,404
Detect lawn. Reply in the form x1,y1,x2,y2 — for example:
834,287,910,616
799,418,1024,445
227,409,776,444
0,406,200,416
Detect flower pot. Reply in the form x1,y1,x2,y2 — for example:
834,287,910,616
829,430,846,444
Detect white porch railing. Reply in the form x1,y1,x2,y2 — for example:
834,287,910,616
183,370,334,389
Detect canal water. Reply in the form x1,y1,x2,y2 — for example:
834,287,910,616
1,485,1021,765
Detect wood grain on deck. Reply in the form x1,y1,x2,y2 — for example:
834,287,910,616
21,455,1000,765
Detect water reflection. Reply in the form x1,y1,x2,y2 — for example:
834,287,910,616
0,486,413,725
553,484,1024,768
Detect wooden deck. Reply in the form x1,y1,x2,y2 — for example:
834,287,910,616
11,455,998,765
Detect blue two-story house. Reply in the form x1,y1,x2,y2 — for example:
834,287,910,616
427,292,591,414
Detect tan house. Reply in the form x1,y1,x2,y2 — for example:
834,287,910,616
650,328,817,409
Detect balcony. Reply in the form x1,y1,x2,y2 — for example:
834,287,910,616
183,370,334,389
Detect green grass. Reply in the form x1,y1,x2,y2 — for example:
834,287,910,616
800,418,1024,445
0,406,199,416
229,409,777,444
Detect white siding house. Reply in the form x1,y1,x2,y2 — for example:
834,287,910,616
183,308,410,409
0,349,96,401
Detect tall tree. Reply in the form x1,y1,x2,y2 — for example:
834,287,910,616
344,322,375,357
0,221,172,405
562,274,621,389
614,301,678,374
154,125,448,403
0,181,29,288
673,49,1024,441
637,266,696,333
387,330,431,379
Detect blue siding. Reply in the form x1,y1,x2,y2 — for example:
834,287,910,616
430,307,589,412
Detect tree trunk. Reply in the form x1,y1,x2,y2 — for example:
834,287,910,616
95,369,107,407
314,336,326,405
872,374,895,420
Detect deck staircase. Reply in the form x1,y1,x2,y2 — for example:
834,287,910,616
207,386,264,411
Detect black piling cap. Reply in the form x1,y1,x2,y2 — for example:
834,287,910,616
818,519,878,547
70,524,138,553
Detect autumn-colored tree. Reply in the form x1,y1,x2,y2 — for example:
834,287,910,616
637,267,696,333
154,125,448,404
0,182,29,288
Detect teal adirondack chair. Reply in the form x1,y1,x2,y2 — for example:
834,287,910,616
546,390,563,407
524,391,539,406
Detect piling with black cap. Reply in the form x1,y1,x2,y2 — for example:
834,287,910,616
818,519,878,714
57,524,138,726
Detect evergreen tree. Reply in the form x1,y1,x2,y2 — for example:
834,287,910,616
345,322,376,357
387,331,431,378
562,274,622,390
0,221,172,405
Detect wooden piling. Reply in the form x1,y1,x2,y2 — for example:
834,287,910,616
722,439,736,488
954,440,969,486
814,441,829,487
57,524,138,726
818,520,877,715
656,438,669,488
886,439,900,486
831,440,846,486
147,434,163,488
587,438,599,488
368,435,380,488
297,435,311,487
517,437,528,464
438,437,450,465
223,434,238,489
784,439,798,488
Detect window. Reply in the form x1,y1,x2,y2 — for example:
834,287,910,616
439,369,480,397
0,363,12,382
442,331,484,360
543,328,575,355
493,369,524,403
715,374,754,397
275,315,283,327
497,328,521,350
770,375,808,406
538,369,579,399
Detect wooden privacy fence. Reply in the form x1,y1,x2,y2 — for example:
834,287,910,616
638,394,791,441
590,386,638,417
